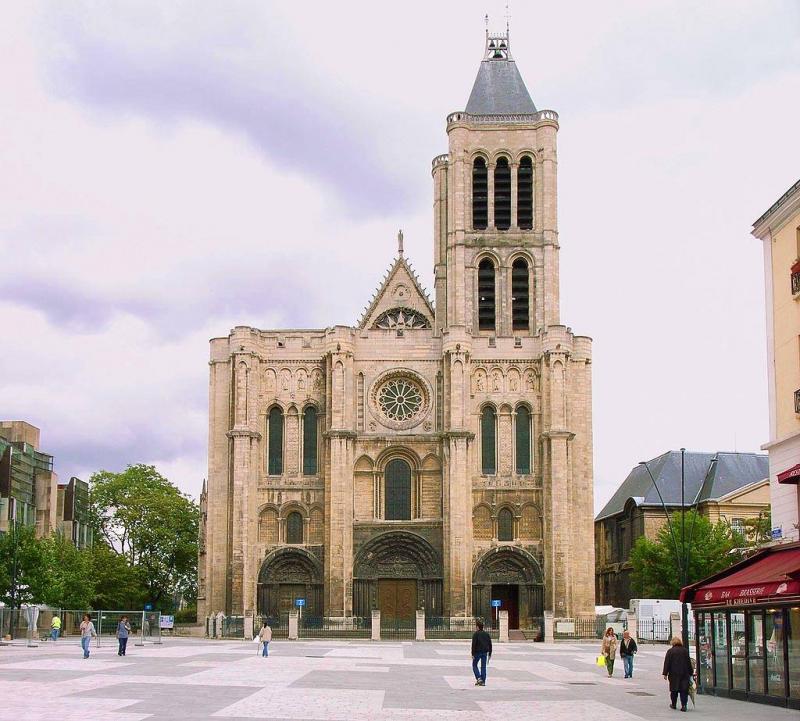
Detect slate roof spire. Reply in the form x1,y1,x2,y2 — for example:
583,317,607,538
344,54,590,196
465,19,537,115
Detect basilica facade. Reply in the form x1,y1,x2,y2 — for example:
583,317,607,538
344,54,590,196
197,32,595,628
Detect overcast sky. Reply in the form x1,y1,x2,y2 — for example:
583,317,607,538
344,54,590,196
1,1,799,512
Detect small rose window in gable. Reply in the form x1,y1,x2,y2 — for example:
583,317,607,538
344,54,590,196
374,307,430,330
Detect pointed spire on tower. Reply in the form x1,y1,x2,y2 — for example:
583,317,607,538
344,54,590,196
397,229,404,256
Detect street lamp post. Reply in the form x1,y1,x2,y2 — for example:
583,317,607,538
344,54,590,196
639,448,690,647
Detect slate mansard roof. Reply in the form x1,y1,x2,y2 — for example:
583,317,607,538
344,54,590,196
595,451,769,521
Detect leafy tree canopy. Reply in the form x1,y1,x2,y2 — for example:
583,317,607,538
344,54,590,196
89,464,199,608
630,510,738,599
0,523,47,607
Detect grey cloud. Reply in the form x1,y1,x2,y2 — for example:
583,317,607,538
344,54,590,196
39,12,414,215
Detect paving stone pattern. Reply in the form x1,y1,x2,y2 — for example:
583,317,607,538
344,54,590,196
0,638,796,720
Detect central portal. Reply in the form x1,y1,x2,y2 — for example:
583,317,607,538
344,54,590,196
378,579,416,622
491,584,520,629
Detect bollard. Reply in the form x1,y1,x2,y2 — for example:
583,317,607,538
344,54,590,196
627,613,638,642
669,612,681,642
288,610,299,640
415,610,425,641
244,610,254,641
544,610,554,643
499,610,509,643
371,610,381,641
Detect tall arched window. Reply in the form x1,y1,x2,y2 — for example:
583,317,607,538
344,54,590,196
494,157,511,230
497,508,514,541
385,459,412,520
481,406,497,475
472,158,488,229
478,258,496,331
517,155,533,229
267,406,284,475
286,511,303,544
515,405,531,474
302,406,318,475
512,258,529,331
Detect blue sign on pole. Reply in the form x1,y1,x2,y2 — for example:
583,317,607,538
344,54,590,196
144,603,153,611
295,599,306,607
771,527,783,540
490,600,502,608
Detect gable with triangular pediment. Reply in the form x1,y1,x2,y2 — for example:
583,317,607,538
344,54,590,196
358,256,434,330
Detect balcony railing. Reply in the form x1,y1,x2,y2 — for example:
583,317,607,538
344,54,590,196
795,388,800,414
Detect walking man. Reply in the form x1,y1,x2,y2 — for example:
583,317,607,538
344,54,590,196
620,629,638,678
79,614,96,659
471,620,492,686
116,615,132,656
258,621,272,657
50,614,61,643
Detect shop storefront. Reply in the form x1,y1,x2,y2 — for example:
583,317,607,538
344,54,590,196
681,541,800,709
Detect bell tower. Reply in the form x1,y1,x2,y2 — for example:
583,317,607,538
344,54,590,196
432,27,561,338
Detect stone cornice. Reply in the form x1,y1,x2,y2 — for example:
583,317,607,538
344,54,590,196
324,430,358,439
227,429,262,440
443,430,475,440
542,430,575,441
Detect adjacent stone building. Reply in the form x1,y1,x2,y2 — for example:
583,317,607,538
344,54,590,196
595,450,770,608
198,31,595,628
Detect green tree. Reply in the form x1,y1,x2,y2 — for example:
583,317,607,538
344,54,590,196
630,510,738,598
38,532,95,609
90,542,146,609
0,522,48,606
89,464,199,610
739,511,772,546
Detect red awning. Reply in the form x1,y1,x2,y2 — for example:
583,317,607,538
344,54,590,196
686,547,800,607
777,463,800,484
792,259,800,274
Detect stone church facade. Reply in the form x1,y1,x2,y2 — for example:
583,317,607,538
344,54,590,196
198,31,595,628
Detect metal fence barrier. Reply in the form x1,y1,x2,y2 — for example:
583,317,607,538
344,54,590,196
425,616,499,640
0,608,161,646
299,616,370,639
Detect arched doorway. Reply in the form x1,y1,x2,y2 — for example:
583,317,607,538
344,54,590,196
352,531,442,621
473,547,543,630
257,548,323,618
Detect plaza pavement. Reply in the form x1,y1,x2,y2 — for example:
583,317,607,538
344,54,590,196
0,637,795,720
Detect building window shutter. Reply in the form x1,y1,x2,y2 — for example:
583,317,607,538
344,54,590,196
517,155,534,229
302,406,318,475
286,511,304,544
268,406,284,475
515,405,531,474
497,508,514,541
478,259,496,331
494,157,511,230
473,158,488,229
385,459,412,520
481,406,496,475
511,258,529,331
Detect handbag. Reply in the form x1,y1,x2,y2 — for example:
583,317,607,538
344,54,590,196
596,654,606,667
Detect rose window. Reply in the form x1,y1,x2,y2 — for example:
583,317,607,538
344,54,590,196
377,378,424,421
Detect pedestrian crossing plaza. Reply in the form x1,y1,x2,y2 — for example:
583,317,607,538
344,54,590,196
0,637,795,720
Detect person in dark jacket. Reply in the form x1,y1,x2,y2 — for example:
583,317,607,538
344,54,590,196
619,630,638,678
471,620,493,686
663,636,694,711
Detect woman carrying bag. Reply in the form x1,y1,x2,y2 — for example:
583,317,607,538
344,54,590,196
600,627,618,677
